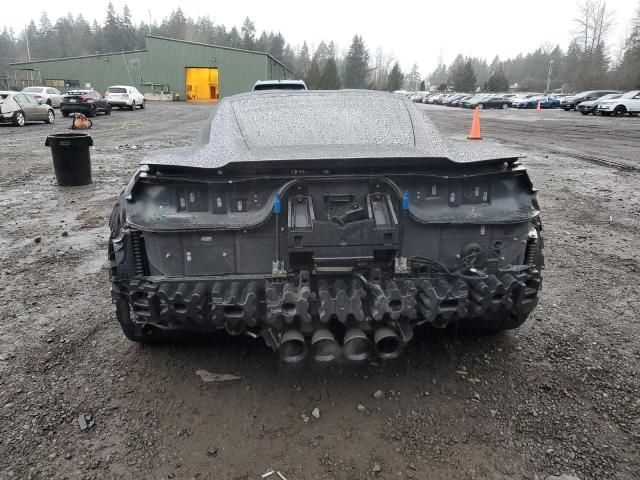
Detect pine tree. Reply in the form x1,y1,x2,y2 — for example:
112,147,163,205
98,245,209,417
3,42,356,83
318,57,341,89
297,41,311,78
343,34,370,89
104,2,121,51
305,59,322,89
385,61,404,91
120,5,136,51
419,80,426,91
269,32,285,61
484,63,510,92
241,17,256,50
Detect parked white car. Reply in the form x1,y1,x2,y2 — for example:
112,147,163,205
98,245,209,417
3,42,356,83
21,86,64,107
597,90,640,116
105,85,145,110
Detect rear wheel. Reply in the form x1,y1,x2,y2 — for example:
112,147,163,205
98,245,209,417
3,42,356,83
130,101,136,111
46,110,55,124
105,106,112,115
13,112,25,127
613,105,627,116
87,106,96,118
580,111,589,115
62,111,69,117
140,101,145,109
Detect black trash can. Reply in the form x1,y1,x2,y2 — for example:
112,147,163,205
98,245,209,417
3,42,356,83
45,133,93,186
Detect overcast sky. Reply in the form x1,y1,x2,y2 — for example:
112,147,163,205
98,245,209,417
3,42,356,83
3,0,638,73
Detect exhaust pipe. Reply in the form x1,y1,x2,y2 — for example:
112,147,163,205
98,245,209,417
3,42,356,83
311,329,340,363
342,328,371,362
374,327,403,360
278,330,307,364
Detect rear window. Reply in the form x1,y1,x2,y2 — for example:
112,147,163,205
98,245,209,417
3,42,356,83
232,93,414,147
108,87,127,93
254,84,306,91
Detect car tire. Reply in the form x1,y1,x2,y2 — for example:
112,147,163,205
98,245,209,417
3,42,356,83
105,106,112,115
613,105,626,116
140,101,145,109
130,101,136,111
62,111,69,117
87,106,96,118
580,111,589,115
13,112,25,127
502,103,508,109
46,110,55,124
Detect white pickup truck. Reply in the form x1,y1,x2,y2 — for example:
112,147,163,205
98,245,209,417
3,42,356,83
597,90,640,116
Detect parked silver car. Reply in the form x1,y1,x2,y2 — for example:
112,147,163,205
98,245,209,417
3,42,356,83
21,86,64,107
0,92,55,126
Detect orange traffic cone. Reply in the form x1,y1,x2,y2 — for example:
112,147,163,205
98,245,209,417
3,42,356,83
467,106,482,140
536,100,541,111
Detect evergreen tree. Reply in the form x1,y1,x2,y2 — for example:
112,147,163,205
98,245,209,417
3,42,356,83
405,63,420,90
241,17,256,50
120,5,136,51
449,57,476,92
104,2,121,51
484,62,510,91
269,32,285,61
226,27,242,48
297,41,311,78
318,57,341,89
419,80,426,91
305,59,322,89
343,34,369,89
385,61,404,91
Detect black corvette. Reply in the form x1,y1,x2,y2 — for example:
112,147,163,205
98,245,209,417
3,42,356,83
109,90,543,364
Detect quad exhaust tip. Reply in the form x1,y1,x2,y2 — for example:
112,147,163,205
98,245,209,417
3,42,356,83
342,328,371,362
374,327,403,360
279,330,307,364
311,329,340,363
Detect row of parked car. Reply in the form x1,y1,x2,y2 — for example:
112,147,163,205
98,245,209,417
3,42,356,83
405,89,640,116
0,85,147,127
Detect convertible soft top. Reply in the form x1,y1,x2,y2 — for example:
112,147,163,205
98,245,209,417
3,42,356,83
142,90,521,169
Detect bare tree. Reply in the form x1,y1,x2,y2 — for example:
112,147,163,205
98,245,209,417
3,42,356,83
574,0,615,55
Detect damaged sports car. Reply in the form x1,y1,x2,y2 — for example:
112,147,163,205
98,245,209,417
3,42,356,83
109,90,543,364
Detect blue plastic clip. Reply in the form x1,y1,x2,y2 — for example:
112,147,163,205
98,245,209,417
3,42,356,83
402,191,410,210
274,195,281,214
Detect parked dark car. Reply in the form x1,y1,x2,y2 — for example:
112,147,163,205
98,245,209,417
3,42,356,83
0,92,55,126
109,90,544,365
60,90,112,117
469,96,510,109
560,90,621,111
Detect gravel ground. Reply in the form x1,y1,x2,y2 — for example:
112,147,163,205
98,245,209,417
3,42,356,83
0,102,638,480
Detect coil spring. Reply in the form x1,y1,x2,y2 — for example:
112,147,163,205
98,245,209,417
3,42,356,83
130,231,146,275
525,236,538,265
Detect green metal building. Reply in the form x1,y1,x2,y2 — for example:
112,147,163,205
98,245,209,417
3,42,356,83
10,35,292,100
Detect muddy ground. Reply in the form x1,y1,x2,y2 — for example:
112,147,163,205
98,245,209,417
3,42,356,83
0,102,638,480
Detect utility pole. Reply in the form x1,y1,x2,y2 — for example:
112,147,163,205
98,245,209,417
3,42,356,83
24,24,32,86
148,10,152,34
24,24,31,61
546,58,554,94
